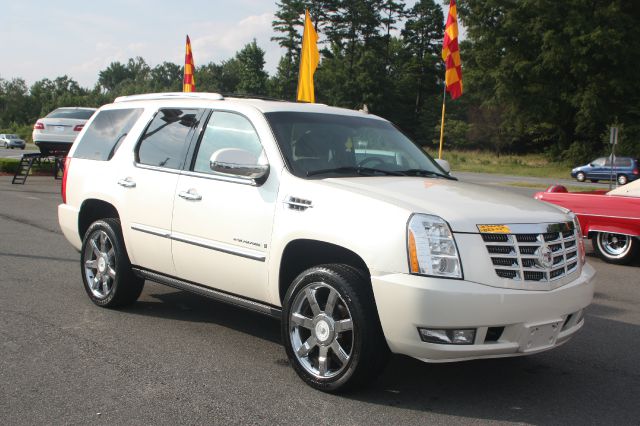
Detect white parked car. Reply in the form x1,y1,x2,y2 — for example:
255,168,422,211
32,107,96,155
58,93,595,392
0,133,26,149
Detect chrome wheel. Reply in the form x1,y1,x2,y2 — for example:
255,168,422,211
289,282,354,379
617,175,628,185
597,232,632,259
83,230,116,299
576,172,585,182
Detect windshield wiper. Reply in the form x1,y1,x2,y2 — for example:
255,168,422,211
307,166,404,177
399,169,457,180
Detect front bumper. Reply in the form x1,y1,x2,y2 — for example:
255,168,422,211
371,263,595,362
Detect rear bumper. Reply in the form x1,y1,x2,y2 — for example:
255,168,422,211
58,203,82,251
371,263,595,362
34,141,73,155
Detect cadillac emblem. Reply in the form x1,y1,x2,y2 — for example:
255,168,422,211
538,244,554,268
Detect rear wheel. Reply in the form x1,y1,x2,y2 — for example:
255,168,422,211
576,172,586,182
617,175,628,185
592,232,638,265
282,264,389,392
81,218,144,307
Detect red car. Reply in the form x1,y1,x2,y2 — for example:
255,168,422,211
534,180,640,265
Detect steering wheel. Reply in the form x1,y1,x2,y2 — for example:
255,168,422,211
357,157,387,169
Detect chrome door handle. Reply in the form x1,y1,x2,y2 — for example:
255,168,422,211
117,178,136,188
178,190,202,201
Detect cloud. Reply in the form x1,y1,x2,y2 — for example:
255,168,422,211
191,13,285,73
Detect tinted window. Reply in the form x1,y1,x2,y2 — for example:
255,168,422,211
137,108,201,170
266,112,441,178
47,109,96,119
74,108,143,161
613,158,631,167
192,111,264,175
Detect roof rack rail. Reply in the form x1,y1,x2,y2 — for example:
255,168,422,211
221,93,287,102
114,92,225,103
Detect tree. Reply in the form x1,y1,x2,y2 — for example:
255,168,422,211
235,40,269,95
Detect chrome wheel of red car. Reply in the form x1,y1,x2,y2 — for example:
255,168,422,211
593,232,638,265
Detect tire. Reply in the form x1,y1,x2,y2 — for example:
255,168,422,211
590,179,598,183
576,172,586,182
617,175,628,185
592,232,638,265
4,142,8,148
281,264,389,393
81,218,144,307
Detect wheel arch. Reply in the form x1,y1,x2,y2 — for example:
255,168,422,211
278,239,370,304
78,198,121,240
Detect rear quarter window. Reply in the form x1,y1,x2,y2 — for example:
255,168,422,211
73,108,143,161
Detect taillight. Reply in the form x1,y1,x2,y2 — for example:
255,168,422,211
73,124,84,132
61,157,71,203
34,121,44,130
633,168,639,175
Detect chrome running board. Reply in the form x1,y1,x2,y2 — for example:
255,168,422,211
132,268,281,319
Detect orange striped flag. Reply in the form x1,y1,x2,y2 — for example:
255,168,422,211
183,35,196,92
442,0,462,99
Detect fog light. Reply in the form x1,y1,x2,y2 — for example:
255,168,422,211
418,328,476,345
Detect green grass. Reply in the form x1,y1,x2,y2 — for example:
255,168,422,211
427,149,571,179
0,158,56,175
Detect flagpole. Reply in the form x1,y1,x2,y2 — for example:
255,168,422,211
438,84,447,159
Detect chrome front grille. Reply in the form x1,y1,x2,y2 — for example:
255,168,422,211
480,222,579,282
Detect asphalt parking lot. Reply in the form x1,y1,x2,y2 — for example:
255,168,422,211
1,175,638,425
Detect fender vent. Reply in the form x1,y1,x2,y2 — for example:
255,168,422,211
284,196,313,211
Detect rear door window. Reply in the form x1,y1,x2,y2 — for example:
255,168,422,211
73,108,143,161
137,108,203,170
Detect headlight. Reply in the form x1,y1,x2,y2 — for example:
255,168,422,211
407,214,462,279
569,212,586,264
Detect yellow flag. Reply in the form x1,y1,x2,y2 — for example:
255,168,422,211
297,10,319,103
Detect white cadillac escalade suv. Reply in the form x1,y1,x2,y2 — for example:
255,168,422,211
58,92,595,392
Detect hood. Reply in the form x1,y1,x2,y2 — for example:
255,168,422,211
321,177,569,233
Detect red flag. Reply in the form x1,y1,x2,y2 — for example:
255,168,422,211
183,35,196,92
442,0,463,99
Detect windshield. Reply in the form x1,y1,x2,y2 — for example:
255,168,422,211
265,111,444,178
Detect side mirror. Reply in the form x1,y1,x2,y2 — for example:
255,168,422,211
435,158,451,174
210,148,269,183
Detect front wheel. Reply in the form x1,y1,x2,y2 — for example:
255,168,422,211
81,218,144,307
592,232,638,265
576,172,586,182
282,264,389,392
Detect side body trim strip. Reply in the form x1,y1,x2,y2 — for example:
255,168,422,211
130,224,266,262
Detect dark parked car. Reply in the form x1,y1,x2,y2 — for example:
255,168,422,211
571,156,639,185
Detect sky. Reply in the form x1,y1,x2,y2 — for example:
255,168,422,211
1,0,433,89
